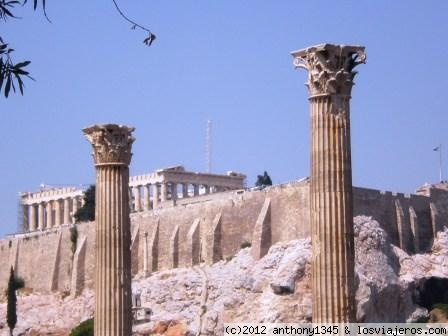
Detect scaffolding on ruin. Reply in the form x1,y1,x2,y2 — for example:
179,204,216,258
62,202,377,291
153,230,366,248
17,193,27,234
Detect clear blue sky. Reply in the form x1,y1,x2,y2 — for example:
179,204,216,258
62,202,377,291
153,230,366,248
1,1,447,237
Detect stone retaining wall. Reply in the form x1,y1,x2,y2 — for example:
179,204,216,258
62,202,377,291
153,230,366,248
0,180,447,295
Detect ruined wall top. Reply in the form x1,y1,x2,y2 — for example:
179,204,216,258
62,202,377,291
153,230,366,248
291,44,366,97
20,187,85,205
129,165,246,187
83,124,135,166
415,182,448,197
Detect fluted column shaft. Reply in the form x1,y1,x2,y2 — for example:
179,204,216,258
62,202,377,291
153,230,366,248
95,165,132,335
161,183,167,202
38,203,44,230
292,44,366,322
143,184,150,210
310,95,355,322
133,186,141,212
46,202,53,229
63,198,71,224
84,124,134,336
29,204,37,231
153,184,159,208
54,200,61,226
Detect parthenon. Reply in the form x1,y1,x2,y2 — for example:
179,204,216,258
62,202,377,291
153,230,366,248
19,187,84,232
19,165,246,232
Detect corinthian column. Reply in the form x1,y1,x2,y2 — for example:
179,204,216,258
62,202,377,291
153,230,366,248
83,124,135,336
291,44,366,322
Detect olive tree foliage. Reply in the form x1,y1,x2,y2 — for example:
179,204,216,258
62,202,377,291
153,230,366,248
74,185,95,223
255,171,273,188
0,0,155,98
6,266,25,336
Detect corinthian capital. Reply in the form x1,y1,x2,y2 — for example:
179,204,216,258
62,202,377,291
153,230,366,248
83,124,135,166
291,44,366,97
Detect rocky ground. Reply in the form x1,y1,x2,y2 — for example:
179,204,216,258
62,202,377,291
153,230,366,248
1,216,448,335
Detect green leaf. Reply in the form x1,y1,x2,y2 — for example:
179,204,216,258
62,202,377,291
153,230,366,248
5,74,11,97
0,72,4,91
10,77,16,93
13,72,23,94
1,6,15,18
14,60,30,68
13,68,29,75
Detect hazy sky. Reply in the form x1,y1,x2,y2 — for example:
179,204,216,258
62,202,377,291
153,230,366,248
1,1,447,237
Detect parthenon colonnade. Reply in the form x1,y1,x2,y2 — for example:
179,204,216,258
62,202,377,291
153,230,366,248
292,44,366,322
20,188,84,231
128,166,246,212
20,166,245,232
84,124,134,336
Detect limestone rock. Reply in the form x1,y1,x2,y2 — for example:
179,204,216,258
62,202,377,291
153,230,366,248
2,216,448,335
270,239,311,295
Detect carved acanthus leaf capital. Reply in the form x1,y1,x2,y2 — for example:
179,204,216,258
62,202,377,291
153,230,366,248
83,124,135,166
291,44,366,97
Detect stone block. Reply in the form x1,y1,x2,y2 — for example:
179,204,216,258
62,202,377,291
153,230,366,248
250,198,271,260
169,225,180,268
187,218,200,266
206,212,222,265
70,235,87,298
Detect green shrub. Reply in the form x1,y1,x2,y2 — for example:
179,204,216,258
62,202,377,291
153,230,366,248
70,318,93,336
7,267,17,335
240,240,251,249
433,303,448,318
14,276,24,290
74,185,95,223
70,225,78,255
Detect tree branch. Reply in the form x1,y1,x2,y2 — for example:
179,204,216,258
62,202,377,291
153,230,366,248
111,0,156,46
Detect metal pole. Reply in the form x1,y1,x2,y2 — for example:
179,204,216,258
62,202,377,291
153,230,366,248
440,144,443,183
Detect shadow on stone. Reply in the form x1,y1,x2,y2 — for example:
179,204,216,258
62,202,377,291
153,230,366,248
413,277,448,309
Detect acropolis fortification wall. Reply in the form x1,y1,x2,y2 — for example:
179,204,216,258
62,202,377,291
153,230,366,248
1,180,447,296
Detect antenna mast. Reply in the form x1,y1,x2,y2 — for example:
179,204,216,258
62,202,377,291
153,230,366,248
206,120,212,173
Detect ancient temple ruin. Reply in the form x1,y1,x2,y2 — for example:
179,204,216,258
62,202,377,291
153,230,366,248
292,43,366,322
18,166,246,233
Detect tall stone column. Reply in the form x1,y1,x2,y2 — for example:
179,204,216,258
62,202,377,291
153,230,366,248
38,203,44,230
292,44,366,322
29,204,37,231
153,184,159,208
83,124,135,336
54,199,61,226
143,184,150,211
133,186,141,212
63,198,71,224
46,201,53,229
182,183,188,198
160,183,167,202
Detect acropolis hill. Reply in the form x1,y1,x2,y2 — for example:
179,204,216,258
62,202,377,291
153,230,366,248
1,170,448,296
2,43,448,334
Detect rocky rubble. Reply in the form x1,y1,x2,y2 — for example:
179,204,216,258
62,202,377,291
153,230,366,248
1,216,448,335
